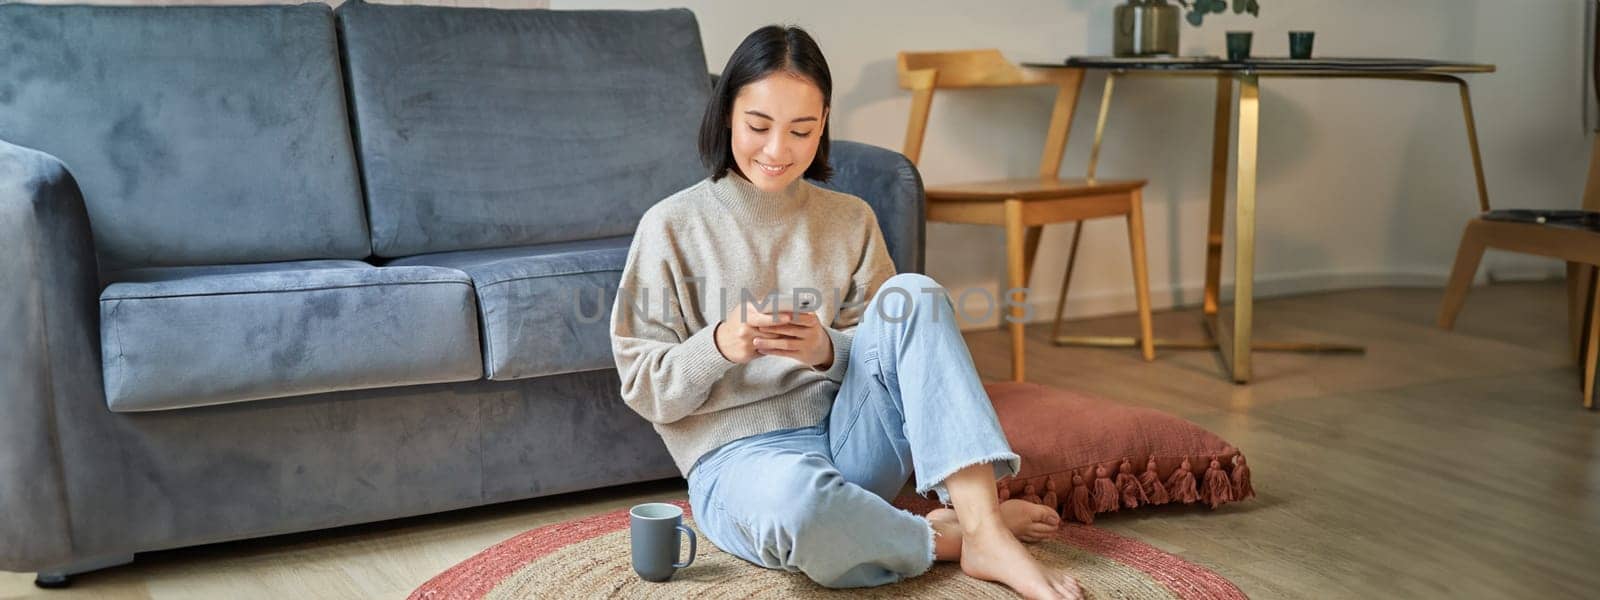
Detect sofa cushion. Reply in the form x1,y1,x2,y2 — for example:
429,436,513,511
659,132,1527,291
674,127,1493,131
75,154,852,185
337,1,710,257
100,262,483,412
0,4,370,271
387,236,630,381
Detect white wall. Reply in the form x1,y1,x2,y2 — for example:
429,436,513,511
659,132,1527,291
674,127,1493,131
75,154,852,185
554,0,1592,328
18,0,549,7
44,0,1580,327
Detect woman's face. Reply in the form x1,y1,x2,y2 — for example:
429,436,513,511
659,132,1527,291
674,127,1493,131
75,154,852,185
729,72,828,192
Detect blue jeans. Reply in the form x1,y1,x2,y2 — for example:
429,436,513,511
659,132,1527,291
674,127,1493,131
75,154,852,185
686,273,1021,588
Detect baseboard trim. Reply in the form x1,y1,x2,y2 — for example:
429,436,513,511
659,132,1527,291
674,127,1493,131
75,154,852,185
952,265,1565,331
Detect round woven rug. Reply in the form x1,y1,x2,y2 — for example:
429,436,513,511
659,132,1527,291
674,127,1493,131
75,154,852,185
410,498,1248,599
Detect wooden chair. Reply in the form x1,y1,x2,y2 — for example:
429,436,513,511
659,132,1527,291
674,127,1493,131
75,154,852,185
898,49,1153,382
1438,132,1600,410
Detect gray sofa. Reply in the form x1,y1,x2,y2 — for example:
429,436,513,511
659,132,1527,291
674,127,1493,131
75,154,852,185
0,1,924,585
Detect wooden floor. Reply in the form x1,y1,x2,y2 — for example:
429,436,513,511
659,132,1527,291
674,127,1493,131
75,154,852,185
3,282,1597,599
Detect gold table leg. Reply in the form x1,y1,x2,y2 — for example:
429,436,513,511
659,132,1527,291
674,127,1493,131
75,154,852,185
1087,73,1116,182
1053,71,1367,378
1057,72,1153,353
1225,73,1261,382
1204,74,1232,316
1454,79,1490,213
1049,222,1085,342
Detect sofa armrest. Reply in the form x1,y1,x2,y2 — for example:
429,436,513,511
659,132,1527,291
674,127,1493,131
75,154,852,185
0,140,102,570
817,140,926,274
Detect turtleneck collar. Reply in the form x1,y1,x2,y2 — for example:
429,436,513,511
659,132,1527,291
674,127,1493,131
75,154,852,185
709,171,808,223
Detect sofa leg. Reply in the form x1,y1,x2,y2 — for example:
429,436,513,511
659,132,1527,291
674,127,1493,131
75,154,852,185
34,554,135,589
34,573,71,589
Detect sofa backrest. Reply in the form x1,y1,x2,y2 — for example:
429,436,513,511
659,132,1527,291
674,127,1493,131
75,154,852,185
336,1,711,258
0,4,371,272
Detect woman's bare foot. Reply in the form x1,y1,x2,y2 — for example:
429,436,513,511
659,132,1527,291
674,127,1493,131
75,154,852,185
929,499,1060,545
926,504,1077,597
960,523,1084,600
1000,499,1061,542
934,464,1080,598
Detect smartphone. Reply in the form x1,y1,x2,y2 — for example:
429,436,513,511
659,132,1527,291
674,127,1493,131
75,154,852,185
767,294,818,314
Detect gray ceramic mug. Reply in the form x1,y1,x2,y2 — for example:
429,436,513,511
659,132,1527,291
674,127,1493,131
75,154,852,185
629,502,697,582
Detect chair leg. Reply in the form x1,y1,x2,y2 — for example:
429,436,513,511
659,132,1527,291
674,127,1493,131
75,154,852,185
1569,262,1593,365
1004,199,1028,382
1126,191,1155,361
1022,226,1044,289
1049,221,1085,342
1584,272,1600,410
1438,220,1488,330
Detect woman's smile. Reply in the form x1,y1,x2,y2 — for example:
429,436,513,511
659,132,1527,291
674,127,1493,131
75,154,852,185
753,160,790,178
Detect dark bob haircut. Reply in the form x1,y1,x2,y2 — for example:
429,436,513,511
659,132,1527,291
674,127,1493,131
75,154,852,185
699,25,833,183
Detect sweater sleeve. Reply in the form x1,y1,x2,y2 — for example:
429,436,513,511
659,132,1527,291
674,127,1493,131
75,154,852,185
610,215,737,424
814,207,899,383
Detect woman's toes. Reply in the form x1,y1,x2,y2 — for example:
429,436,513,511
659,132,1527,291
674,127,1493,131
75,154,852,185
1053,575,1084,599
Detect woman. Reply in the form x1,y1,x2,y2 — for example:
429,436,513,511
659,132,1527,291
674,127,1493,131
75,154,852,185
609,25,1082,600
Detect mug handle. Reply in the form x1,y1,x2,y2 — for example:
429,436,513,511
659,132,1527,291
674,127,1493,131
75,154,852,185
672,524,697,569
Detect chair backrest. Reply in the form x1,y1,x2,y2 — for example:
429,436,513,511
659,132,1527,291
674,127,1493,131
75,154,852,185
896,49,1085,179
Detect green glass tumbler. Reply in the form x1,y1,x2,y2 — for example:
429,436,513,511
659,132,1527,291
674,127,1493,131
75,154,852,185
1289,31,1315,59
1226,31,1252,62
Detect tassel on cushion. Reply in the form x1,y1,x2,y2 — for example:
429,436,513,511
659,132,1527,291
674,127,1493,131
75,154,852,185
1068,473,1095,524
1139,457,1170,505
1116,458,1147,509
1166,459,1200,504
1041,479,1060,513
1231,455,1255,500
1091,466,1120,513
1036,483,1062,515
1021,483,1043,505
1202,459,1233,509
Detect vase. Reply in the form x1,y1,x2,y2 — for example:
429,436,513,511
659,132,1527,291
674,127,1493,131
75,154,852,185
1113,0,1180,57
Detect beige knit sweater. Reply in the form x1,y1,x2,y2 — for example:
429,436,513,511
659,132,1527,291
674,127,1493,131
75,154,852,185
609,173,897,475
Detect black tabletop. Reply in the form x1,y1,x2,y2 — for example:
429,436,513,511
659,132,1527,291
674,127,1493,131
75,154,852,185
1037,56,1494,74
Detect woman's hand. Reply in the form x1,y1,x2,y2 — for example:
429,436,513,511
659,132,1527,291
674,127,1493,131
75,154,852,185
753,310,834,370
713,301,790,364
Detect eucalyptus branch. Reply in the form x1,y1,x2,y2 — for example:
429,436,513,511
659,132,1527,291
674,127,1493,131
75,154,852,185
1166,0,1260,27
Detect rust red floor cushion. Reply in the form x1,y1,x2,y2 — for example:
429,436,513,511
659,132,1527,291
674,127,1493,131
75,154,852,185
985,382,1255,524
